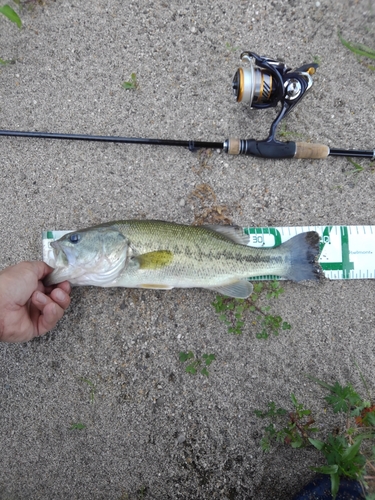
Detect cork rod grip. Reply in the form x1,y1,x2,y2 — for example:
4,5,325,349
295,142,330,159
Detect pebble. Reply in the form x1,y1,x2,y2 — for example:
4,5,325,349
179,198,185,207
177,434,186,444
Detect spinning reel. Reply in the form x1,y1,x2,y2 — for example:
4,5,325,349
225,51,327,158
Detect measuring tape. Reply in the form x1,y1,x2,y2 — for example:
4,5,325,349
42,225,375,281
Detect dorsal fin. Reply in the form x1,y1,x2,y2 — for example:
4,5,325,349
204,225,250,246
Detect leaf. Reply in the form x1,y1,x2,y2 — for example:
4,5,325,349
291,435,304,448
324,382,362,413
201,367,209,377
291,393,298,407
347,157,364,173
185,364,197,375
341,436,363,462
202,353,216,366
363,410,375,426
306,374,334,391
308,438,325,450
70,422,86,430
179,351,189,362
313,464,338,475
122,82,134,90
338,32,375,60
330,472,340,500
0,4,22,28
260,436,271,452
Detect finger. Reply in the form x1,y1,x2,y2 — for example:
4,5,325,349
44,280,71,296
50,287,71,310
56,281,71,295
37,301,65,337
31,289,70,312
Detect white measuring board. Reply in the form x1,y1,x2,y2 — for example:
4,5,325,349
42,225,375,281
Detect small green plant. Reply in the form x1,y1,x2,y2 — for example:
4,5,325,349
338,32,375,70
225,42,239,52
308,377,375,499
313,55,322,66
277,123,305,140
122,73,138,90
347,157,364,174
70,422,86,430
255,394,318,452
256,374,375,499
347,157,375,175
0,1,22,64
179,351,216,376
212,281,291,338
81,378,96,403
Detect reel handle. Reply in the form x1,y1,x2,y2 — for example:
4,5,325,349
225,138,329,159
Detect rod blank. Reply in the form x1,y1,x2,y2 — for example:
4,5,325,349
329,148,375,159
0,129,223,151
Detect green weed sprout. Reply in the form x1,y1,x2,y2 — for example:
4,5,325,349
122,73,138,90
81,378,96,403
179,351,216,377
70,422,86,431
255,394,318,452
338,32,375,70
212,281,291,338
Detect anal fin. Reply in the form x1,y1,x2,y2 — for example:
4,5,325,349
140,284,174,289
207,280,254,299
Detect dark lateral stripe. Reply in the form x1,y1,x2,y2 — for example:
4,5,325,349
146,244,285,265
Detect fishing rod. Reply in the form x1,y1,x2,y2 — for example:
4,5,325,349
1,51,374,161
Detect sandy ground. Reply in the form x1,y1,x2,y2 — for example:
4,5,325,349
1,0,375,498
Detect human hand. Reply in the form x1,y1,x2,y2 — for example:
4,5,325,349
0,261,71,343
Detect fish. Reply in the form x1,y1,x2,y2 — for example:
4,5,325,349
44,220,321,298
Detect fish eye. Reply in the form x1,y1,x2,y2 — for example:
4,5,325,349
69,233,81,244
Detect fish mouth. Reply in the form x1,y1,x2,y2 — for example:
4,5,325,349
44,241,72,286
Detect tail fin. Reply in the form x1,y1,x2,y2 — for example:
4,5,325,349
282,231,321,282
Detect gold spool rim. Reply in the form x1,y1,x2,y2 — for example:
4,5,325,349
237,67,244,102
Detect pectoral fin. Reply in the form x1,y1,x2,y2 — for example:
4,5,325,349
136,250,173,270
208,280,254,299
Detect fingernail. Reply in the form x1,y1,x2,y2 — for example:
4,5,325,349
54,289,65,302
36,292,48,304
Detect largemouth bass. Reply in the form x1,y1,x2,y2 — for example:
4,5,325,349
45,220,321,298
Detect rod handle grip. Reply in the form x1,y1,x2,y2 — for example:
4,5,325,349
294,142,330,159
